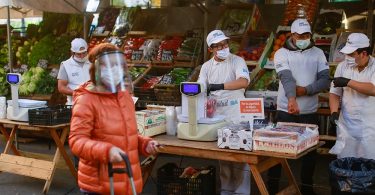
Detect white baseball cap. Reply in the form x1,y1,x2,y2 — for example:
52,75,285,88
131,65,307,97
71,38,88,53
340,33,370,54
206,30,229,47
291,19,311,34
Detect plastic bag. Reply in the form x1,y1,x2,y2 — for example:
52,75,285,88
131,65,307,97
329,157,375,193
205,96,217,118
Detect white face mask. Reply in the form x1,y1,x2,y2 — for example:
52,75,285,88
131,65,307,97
74,56,88,63
216,47,230,60
100,66,122,92
295,39,310,50
345,55,357,67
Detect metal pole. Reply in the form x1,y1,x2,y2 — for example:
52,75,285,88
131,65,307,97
204,0,210,61
7,5,13,72
83,12,88,41
367,0,373,43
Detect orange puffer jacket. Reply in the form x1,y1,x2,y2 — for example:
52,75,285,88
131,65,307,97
69,82,151,195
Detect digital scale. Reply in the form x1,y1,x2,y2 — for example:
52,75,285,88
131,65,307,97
177,82,227,141
6,73,47,122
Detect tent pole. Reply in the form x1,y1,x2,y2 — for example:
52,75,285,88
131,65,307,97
7,5,13,72
83,12,87,41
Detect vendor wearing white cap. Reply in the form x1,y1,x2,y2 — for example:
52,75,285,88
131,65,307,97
269,18,330,195
57,38,91,105
329,33,375,159
198,30,250,195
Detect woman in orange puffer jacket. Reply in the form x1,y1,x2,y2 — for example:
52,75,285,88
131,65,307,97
69,43,159,195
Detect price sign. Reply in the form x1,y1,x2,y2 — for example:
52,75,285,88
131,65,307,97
237,98,265,130
161,50,173,61
131,50,143,61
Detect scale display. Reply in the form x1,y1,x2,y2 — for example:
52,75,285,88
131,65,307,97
6,73,21,84
181,83,201,96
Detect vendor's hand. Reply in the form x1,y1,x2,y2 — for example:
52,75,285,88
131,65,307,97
288,97,300,114
208,84,224,93
333,77,351,87
146,140,161,155
109,146,126,163
296,86,307,97
330,112,339,126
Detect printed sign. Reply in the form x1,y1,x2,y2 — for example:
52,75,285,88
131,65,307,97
238,98,264,119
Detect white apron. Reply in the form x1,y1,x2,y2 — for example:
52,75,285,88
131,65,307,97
330,61,375,159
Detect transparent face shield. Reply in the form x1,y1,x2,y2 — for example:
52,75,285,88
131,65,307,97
95,51,133,93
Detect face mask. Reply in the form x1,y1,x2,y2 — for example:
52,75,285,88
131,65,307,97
100,66,122,92
216,47,230,60
74,56,88,63
345,55,357,67
295,39,310,50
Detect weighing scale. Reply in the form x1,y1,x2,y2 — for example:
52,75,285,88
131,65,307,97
177,82,227,141
6,73,47,122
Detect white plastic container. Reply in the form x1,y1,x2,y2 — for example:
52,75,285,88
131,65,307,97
165,106,177,136
0,96,5,119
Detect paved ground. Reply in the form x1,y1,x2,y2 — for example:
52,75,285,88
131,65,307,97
0,135,336,195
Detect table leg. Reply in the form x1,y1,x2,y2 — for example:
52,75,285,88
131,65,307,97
43,127,77,194
0,125,20,155
280,159,301,195
249,163,269,195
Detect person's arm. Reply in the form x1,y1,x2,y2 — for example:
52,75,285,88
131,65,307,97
305,69,330,95
57,63,73,95
347,80,375,96
58,80,73,95
329,93,340,114
224,77,249,90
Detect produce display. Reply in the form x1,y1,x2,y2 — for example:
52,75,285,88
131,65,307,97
122,37,145,60
28,34,72,67
157,36,183,61
216,8,252,36
237,32,269,61
177,38,202,60
158,68,191,85
282,0,318,25
112,7,139,37
0,67,8,96
88,37,106,51
19,67,57,96
140,39,162,61
269,32,290,61
140,76,162,90
128,66,148,81
97,8,121,32
229,41,241,54
250,69,278,91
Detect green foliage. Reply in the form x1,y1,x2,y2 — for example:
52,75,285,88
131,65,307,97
19,67,57,95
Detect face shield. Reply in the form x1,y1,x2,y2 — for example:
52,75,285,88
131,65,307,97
95,51,133,93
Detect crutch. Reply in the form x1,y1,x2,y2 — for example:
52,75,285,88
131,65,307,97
108,153,137,195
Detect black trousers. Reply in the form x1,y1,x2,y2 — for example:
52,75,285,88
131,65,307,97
267,111,318,195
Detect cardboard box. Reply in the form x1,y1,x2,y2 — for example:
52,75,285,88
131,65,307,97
136,110,166,137
218,126,253,151
253,122,319,154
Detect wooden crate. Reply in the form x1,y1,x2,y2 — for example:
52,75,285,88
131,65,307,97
134,66,173,101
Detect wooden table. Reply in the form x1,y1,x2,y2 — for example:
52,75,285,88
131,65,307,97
0,119,77,194
152,135,324,195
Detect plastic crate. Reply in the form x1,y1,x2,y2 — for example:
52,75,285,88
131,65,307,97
157,163,216,195
28,105,72,126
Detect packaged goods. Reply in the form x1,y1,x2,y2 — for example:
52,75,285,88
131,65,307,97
217,123,252,151
136,109,166,137
253,122,319,154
